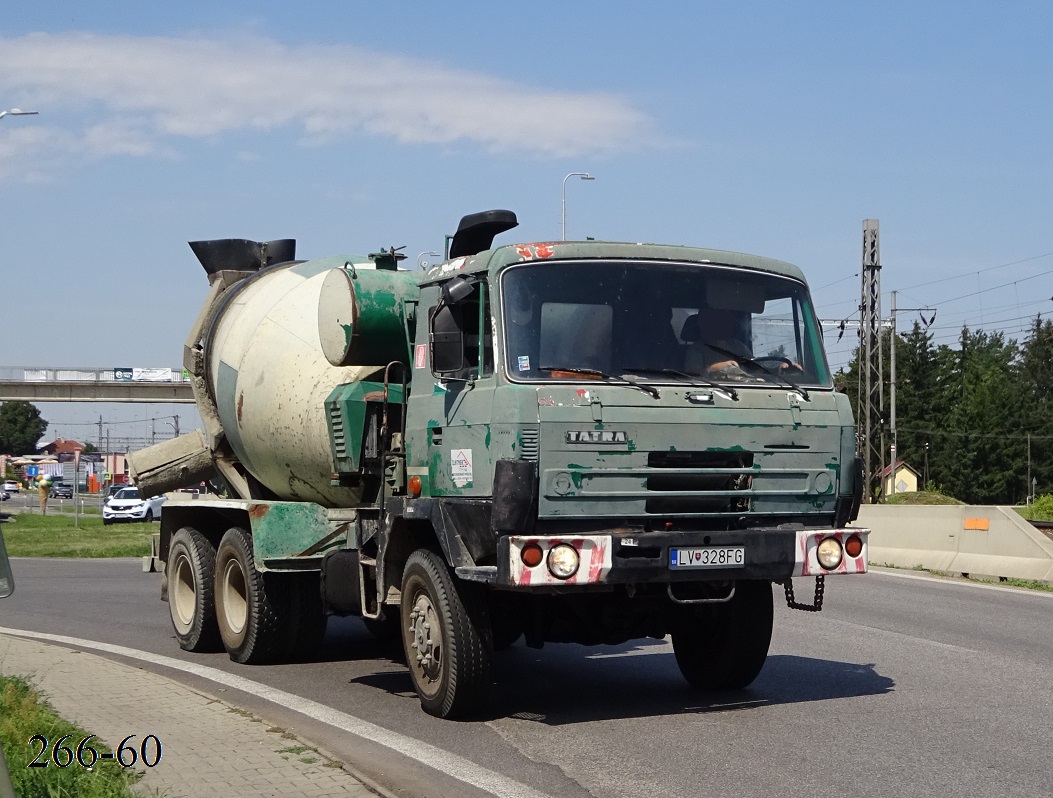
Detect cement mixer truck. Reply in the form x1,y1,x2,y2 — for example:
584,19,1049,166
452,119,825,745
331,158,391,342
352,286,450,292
130,210,869,718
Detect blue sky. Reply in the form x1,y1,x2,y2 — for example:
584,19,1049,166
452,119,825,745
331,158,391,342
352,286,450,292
2,1,1052,446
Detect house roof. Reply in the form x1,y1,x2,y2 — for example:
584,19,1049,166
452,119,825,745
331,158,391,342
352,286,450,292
879,460,921,479
39,438,86,455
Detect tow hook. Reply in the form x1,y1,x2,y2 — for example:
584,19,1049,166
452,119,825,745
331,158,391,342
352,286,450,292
783,575,825,612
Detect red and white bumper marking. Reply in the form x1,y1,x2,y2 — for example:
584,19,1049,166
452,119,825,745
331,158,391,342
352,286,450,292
793,528,870,577
508,536,613,586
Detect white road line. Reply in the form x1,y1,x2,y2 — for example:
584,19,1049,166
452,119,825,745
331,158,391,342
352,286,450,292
867,566,1053,597
0,626,553,798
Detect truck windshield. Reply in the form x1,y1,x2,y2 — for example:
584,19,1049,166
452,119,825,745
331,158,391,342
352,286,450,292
500,260,832,388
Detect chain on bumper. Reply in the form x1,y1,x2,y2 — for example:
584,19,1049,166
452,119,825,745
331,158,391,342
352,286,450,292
783,575,825,612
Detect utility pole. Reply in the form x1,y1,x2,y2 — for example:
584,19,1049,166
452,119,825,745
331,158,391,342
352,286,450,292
889,290,897,496
859,219,884,502
887,291,935,498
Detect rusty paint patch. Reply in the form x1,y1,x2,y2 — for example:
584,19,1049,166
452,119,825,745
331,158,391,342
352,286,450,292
248,503,270,520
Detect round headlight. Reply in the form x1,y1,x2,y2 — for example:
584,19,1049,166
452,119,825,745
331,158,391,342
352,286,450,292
547,544,580,580
816,537,844,570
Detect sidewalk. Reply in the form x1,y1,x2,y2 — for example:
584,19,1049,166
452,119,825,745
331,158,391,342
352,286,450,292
0,633,383,798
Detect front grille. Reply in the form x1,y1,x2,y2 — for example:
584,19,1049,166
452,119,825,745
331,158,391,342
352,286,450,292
645,451,753,515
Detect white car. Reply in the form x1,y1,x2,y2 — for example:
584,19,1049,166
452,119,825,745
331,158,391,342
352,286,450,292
1,480,21,493
102,487,165,524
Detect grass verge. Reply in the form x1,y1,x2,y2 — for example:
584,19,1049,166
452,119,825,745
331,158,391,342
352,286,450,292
0,514,155,558
0,675,142,797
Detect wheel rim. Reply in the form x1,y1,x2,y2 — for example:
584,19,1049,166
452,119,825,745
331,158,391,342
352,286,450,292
170,551,196,631
220,557,248,636
408,590,442,697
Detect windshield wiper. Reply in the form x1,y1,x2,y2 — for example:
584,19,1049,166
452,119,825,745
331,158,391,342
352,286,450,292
705,345,810,401
619,365,739,401
540,366,661,399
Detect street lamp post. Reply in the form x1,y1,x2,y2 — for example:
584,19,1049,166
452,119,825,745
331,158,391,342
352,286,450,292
0,108,38,120
561,172,595,241
417,251,440,270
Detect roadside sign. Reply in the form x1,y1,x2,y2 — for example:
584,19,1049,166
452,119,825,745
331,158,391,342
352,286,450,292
25,465,39,477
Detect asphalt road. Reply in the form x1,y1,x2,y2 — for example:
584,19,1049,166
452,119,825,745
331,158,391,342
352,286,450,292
1,558,1051,798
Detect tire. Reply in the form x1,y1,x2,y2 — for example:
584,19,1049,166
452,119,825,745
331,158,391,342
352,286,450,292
400,549,493,718
167,527,222,652
145,509,154,523
214,527,295,664
670,580,774,690
103,518,112,526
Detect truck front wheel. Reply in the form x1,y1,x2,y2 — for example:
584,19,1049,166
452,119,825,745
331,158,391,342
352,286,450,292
168,527,221,652
400,549,493,718
670,580,774,690
214,527,292,664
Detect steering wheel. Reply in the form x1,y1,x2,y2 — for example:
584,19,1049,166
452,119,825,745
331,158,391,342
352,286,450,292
752,356,803,373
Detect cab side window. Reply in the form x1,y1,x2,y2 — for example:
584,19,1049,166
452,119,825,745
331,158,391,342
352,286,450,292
429,280,492,380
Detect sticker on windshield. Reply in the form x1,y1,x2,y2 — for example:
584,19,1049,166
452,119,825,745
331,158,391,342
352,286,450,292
451,449,473,487
517,355,531,371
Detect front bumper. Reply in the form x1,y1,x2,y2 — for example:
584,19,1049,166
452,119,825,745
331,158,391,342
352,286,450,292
103,505,150,521
497,527,869,588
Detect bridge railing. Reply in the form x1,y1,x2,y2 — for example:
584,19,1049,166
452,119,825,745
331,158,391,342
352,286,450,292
0,367,190,383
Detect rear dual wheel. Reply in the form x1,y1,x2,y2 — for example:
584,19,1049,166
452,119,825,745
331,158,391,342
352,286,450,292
168,527,222,652
213,527,326,664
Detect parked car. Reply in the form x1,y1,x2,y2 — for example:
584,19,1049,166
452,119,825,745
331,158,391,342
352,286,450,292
1,480,21,493
102,488,165,524
104,484,127,504
49,482,73,499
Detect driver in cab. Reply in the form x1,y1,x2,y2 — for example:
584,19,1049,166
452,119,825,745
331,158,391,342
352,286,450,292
683,307,803,377
683,307,752,376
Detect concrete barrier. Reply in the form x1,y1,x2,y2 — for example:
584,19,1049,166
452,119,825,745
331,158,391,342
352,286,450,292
859,504,1053,584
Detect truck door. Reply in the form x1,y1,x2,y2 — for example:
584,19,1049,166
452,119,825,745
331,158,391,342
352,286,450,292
411,279,496,497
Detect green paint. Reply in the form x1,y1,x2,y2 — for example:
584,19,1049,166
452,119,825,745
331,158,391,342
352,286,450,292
249,501,346,569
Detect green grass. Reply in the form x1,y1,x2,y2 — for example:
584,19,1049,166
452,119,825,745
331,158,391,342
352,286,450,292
0,675,142,797
0,513,156,558
883,490,965,506
1015,494,1053,522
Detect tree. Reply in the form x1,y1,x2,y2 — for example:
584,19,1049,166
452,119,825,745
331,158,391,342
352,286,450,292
82,442,98,454
0,401,48,456
1015,315,1053,498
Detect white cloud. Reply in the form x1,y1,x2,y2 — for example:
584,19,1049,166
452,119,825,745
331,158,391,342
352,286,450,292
0,32,655,174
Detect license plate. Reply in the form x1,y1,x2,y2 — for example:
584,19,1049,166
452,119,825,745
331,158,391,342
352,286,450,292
670,546,745,569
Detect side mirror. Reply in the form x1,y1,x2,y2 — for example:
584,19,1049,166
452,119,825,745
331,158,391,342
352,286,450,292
431,304,465,374
0,530,13,598
430,276,476,377
441,275,475,306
